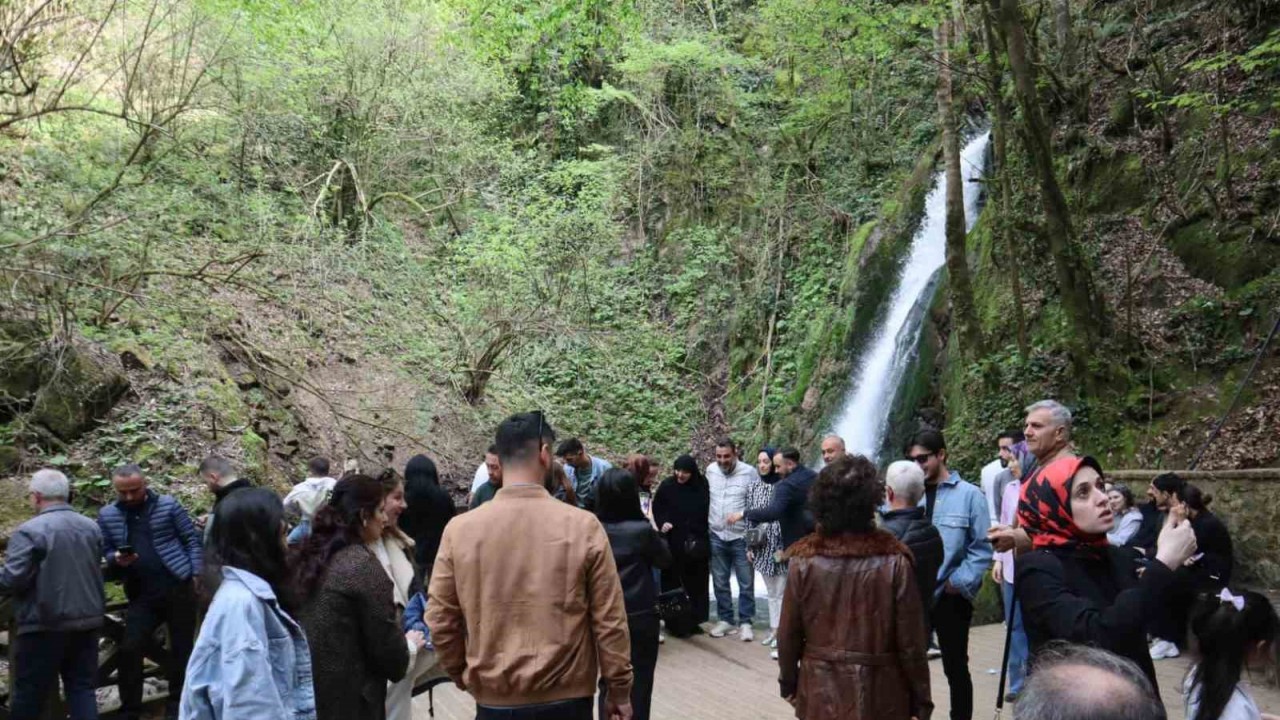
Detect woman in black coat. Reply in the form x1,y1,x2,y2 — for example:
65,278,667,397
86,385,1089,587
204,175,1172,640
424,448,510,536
652,454,711,630
595,469,672,720
398,454,455,576
1015,456,1198,693
1148,483,1236,654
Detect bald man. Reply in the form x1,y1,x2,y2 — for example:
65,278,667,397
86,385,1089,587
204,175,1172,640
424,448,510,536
820,435,846,465
1013,644,1165,720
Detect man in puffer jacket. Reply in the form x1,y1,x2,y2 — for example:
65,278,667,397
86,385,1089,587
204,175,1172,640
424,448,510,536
97,463,202,720
880,460,944,633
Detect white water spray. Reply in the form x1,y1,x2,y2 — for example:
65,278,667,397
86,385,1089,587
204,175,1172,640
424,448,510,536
829,131,991,460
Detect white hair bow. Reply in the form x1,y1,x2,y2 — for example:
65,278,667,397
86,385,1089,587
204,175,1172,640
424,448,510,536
1218,588,1245,611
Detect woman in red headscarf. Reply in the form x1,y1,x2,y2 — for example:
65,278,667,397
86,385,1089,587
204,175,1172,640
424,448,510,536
1015,455,1198,692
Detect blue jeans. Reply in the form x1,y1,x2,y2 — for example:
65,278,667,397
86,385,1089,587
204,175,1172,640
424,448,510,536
710,536,755,624
1002,580,1028,695
12,629,99,720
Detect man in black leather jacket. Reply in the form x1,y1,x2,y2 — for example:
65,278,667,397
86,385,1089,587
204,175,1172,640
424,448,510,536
880,460,944,629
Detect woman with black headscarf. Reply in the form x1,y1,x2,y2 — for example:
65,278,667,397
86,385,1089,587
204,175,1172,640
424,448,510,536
398,455,455,576
1015,455,1199,693
652,454,711,632
746,447,785,652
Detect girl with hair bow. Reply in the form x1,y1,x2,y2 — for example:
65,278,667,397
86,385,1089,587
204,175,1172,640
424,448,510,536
1185,588,1280,720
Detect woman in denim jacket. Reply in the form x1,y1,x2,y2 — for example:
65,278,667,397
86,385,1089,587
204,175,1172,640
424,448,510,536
180,488,316,720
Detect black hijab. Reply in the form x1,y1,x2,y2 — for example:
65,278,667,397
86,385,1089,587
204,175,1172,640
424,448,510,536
399,454,455,574
758,446,779,485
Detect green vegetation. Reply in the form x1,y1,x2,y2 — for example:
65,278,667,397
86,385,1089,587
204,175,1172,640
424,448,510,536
1,0,1278,499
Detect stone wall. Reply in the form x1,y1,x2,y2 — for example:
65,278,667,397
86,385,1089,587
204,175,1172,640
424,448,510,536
1110,469,1280,588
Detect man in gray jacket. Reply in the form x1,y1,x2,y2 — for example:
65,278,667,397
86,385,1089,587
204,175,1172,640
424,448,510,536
0,469,105,720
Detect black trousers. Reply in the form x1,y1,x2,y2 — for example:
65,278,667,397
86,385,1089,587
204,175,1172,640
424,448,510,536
11,629,99,720
120,581,197,718
599,611,660,720
1149,569,1219,648
932,593,974,720
661,553,710,625
476,698,593,719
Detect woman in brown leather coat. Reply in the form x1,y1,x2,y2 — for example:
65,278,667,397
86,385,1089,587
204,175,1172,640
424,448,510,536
777,454,932,720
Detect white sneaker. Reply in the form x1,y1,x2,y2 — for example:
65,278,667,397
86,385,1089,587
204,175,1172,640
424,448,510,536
1149,639,1180,660
761,631,776,646
710,621,733,638
927,648,942,660
770,649,779,660
770,637,777,649
658,632,666,644
740,624,754,642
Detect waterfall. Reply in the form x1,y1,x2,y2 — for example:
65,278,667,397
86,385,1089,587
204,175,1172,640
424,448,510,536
829,130,992,461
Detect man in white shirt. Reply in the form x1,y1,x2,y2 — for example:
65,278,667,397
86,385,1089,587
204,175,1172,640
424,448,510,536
706,437,760,641
467,445,502,505
283,456,338,544
979,431,1021,523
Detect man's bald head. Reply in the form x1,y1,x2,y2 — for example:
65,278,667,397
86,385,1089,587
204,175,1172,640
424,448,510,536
1015,644,1165,720
820,435,847,465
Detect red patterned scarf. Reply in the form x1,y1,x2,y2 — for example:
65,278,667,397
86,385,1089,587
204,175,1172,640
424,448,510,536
1017,455,1110,550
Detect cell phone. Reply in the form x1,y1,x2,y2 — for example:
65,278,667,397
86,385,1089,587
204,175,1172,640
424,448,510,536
117,544,136,556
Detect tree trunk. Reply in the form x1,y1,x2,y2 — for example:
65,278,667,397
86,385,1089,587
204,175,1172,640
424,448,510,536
996,0,1107,356
1054,0,1075,72
982,7,1030,359
937,19,984,357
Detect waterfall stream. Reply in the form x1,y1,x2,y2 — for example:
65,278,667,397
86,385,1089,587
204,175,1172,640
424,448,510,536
829,130,992,461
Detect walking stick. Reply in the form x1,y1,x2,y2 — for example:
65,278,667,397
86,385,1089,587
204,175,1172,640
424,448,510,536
993,584,1017,720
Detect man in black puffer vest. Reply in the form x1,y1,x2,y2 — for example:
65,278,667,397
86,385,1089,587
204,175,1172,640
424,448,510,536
881,459,944,632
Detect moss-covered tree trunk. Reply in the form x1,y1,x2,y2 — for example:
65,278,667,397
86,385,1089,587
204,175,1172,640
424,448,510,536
982,6,1030,359
996,0,1108,356
937,19,984,357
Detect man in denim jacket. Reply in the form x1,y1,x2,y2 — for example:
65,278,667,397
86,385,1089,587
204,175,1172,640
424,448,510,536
906,429,992,720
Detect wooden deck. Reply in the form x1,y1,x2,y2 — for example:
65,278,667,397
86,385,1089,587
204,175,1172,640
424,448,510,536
413,622,1280,719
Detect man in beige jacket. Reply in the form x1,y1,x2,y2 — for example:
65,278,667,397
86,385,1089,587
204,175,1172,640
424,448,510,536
427,411,634,720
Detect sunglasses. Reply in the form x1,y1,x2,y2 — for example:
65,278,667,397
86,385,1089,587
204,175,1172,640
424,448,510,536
907,453,935,465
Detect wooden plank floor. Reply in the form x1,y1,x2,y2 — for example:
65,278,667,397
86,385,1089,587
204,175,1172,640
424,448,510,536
413,623,1280,719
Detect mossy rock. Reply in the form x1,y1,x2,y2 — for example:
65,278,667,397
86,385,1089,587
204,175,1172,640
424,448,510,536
0,445,19,473
0,477,34,548
0,320,45,420
1104,93,1136,136
30,338,130,441
1169,217,1280,290
1075,148,1147,214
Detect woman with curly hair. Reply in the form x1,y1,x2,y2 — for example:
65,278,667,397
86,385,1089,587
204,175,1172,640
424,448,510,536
776,454,932,720
291,474,410,720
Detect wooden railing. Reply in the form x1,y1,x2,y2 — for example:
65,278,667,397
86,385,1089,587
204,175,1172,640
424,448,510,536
0,595,175,720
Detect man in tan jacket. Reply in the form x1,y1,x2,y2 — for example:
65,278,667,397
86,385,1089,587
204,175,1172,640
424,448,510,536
427,411,634,720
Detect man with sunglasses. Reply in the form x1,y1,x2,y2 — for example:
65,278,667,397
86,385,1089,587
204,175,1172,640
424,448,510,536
905,429,991,720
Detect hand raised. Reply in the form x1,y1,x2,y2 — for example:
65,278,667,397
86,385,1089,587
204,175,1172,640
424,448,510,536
1155,513,1197,571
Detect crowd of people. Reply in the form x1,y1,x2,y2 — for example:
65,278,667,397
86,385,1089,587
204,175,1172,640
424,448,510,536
0,400,1276,720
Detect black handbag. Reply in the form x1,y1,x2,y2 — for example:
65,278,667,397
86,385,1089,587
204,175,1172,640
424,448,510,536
682,535,710,561
657,587,698,638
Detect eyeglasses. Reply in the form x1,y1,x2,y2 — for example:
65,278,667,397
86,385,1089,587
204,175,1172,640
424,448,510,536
907,453,934,465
